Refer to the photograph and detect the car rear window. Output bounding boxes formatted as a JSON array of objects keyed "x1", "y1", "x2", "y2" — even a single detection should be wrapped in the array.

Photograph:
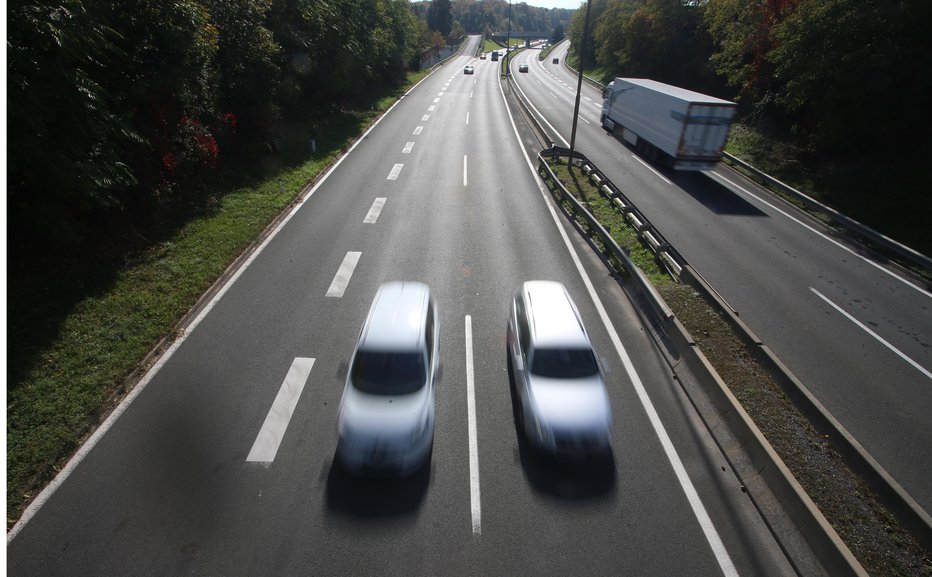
[
  {"x1": 530, "y1": 348, "x2": 599, "y2": 379},
  {"x1": 351, "y1": 351, "x2": 427, "y2": 395}
]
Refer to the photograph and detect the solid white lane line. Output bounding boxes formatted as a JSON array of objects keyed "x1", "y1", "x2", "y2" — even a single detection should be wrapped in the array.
[
  {"x1": 709, "y1": 172, "x2": 931, "y2": 299},
  {"x1": 463, "y1": 155, "x2": 468, "y2": 187},
  {"x1": 387, "y1": 163, "x2": 404, "y2": 180},
  {"x1": 465, "y1": 315, "x2": 482, "y2": 536},
  {"x1": 364, "y1": 198, "x2": 387, "y2": 224},
  {"x1": 403, "y1": 142, "x2": 415, "y2": 154},
  {"x1": 325, "y1": 252, "x2": 361, "y2": 298},
  {"x1": 631, "y1": 155, "x2": 673, "y2": 185},
  {"x1": 247, "y1": 358, "x2": 316, "y2": 463},
  {"x1": 811, "y1": 288, "x2": 932, "y2": 379},
  {"x1": 413, "y1": 126, "x2": 423, "y2": 135},
  {"x1": 499, "y1": 77, "x2": 739, "y2": 577},
  {"x1": 511, "y1": 79, "x2": 569, "y2": 147}
]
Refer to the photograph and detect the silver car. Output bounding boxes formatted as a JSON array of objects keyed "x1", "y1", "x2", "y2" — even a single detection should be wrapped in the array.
[
  {"x1": 507, "y1": 281, "x2": 613, "y2": 457},
  {"x1": 337, "y1": 282, "x2": 438, "y2": 476}
]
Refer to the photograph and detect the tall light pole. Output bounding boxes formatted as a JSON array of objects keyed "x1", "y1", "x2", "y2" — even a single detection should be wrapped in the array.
[
  {"x1": 569, "y1": 0, "x2": 591, "y2": 167},
  {"x1": 506, "y1": 0, "x2": 513, "y2": 75}
]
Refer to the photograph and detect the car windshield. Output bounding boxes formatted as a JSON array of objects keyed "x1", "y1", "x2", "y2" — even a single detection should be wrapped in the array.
[
  {"x1": 530, "y1": 347, "x2": 599, "y2": 379},
  {"x1": 351, "y1": 350, "x2": 427, "y2": 395}
]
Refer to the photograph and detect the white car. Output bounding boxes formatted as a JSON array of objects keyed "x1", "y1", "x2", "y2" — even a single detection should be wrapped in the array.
[
  {"x1": 464, "y1": 65, "x2": 474, "y2": 75},
  {"x1": 337, "y1": 282, "x2": 438, "y2": 476},
  {"x1": 507, "y1": 281, "x2": 613, "y2": 457}
]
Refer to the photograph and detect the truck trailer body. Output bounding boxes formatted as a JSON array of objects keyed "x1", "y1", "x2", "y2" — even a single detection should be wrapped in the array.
[{"x1": 601, "y1": 78, "x2": 736, "y2": 171}]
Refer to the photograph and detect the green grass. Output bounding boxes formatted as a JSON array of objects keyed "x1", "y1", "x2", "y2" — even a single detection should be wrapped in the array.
[
  {"x1": 545, "y1": 158, "x2": 671, "y2": 286},
  {"x1": 6, "y1": 69, "x2": 431, "y2": 528}
]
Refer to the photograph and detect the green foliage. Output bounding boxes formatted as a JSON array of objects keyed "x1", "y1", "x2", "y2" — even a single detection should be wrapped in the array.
[
  {"x1": 7, "y1": 0, "x2": 140, "y2": 240},
  {"x1": 8, "y1": 0, "x2": 424, "y2": 245},
  {"x1": 427, "y1": 0, "x2": 453, "y2": 36},
  {"x1": 413, "y1": 0, "x2": 574, "y2": 38}
]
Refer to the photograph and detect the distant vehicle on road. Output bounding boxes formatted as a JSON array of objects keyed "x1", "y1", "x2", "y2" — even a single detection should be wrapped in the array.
[
  {"x1": 491, "y1": 51, "x2": 500, "y2": 61},
  {"x1": 518, "y1": 64, "x2": 529, "y2": 73},
  {"x1": 336, "y1": 282, "x2": 438, "y2": 476},
  {"x1": 479, "y1": 53, "x2": 487, "y2": 60},
  {"x1": 464, "y1": 65, "x2": 474, "y2": 75},
  {"x1": 552, "y1": 57, "x2": 559, "y2": 64},
  {"x1": 601, "y1": 78, "x2": 736, "y2": 171},
  {"x1": 507, "y1": 281, "x2": 613, "y2": 458}
]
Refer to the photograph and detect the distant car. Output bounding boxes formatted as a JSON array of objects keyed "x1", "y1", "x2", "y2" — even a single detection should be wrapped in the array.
[
  {"x1": 507, "y1": 281, "x2": 613, "y2": 458},
  {"x1": 336, "y1": 282, "x2": 439, "y2": 476},
  {"x1": 552, "y1": 57, "x2": 559, "y2": 64},
  {"x1": 479, "y1": 53, "x2": 487, "y2": 60},
  {"x1": 464, "y1": 65, "x2": 474, "y2": 75},
  {"x1": 518, "y1": 64, "x2": 529, "y2": 73}
]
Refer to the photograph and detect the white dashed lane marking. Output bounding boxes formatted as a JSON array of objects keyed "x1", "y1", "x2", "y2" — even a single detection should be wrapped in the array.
[
  {"x1": 246, "y1": 357, "x2": 316, "y2": 463},
  {"x1": 325, "y1": 252, "x2": 361, "y2": 298},
  {"x1": 364, "y1": 198, "x2": 387, "y2": 224}
]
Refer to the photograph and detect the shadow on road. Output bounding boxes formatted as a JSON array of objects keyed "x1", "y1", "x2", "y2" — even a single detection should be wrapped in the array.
[
  {"x1": 507, "y1": 351, "x2": 617, "y2": 501},
  {"x1": 670, "y1": 169, "x2": 768, "y2": 217},
  {"x1": 324, "y1": 454, "x2": 430, "y2": 518}
]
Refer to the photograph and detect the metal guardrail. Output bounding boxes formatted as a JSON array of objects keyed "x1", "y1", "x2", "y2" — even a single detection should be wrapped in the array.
[
  {"x1": 540, "y1": 147, "x2": 684, "y2": 280},
  {"x1": 536, "y1": 149, "x2": 674, "y2": 324},
  {"x1": 536, "y1": 145, "x2": 870, "y2": 576},
  {"x1": 721, "y1": 153, "x2": 932, "y2": 273},
  {"x1": 516, "y1": 52, "x2": 929, "y2": 569},
  {"x1": 560, "y1": 57, "x2": 930, "y2": 274}
]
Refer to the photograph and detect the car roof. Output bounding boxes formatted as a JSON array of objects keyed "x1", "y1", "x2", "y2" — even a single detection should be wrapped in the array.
[
  {"x1": 359, "y1": 282, "x2": 430, "y2": 351},
  {"x1": 521, "y1": 281, "x2": 590, "y2": 348}
]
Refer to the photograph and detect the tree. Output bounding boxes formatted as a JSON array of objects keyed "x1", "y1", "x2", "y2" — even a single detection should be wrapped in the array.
[
  {"x1": 427, "y1": 0, "x2": 453, "y2": 37},
  {"x1": 205, "y1": 0, "x2": 281, "y2": 151},
  {"x1": 7, "y1": 0, "x2": 139, "y2": 240},
  {"x1": 551, "y1": 23, "x2": 565, "y2": 44}
]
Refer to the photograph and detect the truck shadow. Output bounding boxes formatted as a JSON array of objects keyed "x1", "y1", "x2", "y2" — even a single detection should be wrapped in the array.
[
  {"x1": 507, "y1": 352, "x2": 617, "y2": 501},
  {"x1": 611, "y1": 135, "x2": 767, "y2": 217},
  {"x1": 669, "y1": 169, "x2": 768, "y2": 217}
]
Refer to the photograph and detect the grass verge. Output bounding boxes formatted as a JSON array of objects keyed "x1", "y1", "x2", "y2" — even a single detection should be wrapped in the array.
[
  {"x1": 6, "y1": 68, "x2": 429, "y2": 529},
  {"x1": 543, "y1": 157, "x2": 931, "y2": 576}
]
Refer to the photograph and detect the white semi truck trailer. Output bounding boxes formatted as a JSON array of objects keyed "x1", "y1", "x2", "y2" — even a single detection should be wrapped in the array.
[{"x1": 601, "y1": 78, "x2": 737, "y2": 171}]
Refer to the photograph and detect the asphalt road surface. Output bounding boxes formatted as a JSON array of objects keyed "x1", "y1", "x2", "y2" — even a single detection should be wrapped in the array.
[
  {"x1": 511, "y1": 42, "x2": 932, "y2": 516},
  {"x1": 9, "y1": 37, "x2": 798, "y2": 576}
]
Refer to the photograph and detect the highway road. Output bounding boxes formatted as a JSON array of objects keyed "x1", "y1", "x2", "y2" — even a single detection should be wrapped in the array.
[
  {"x1": 8, "y1": 36, "x2": 798, "y2": 576},
  {"x1": 511, "y1": 43, "x2": 932, "y2": 515}
]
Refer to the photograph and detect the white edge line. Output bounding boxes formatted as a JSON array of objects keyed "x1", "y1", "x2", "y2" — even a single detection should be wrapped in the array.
[
  {"x1": 510, "y1": 78, "x2": 570, "y2": 147},
  {"x1": 246, "y1": 357, "x2": 316, "y2": 463},
  {"x1": 632, "y1": 155, "x2": 673, "y2": 185},
  {"x1": 6, "y1": 68, "x2": 439, "y2": 543},
  {"x1": 811, "y1": 288, "x2": 932, "y2": 379},
  {"x1": 709, "y1": 171, "x2": 931, "y2": 299},
  {"x1": 465, "y1": 315, "x2": 481, "y2": 536},
  {"x1": 499, "y1": 75, "x2": 739, "y2": 577}
]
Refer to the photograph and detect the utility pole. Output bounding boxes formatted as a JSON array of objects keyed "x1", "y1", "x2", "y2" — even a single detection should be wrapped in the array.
[
  {"x1": 506, "y1": 0, "x2": 513, "y2": 75},
  {"x1": 569, "y1": 0, "x2": 591, "y2": 167}
]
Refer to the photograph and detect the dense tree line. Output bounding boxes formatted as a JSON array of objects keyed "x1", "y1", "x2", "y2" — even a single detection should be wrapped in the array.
[
  {"x1": 8, "y1": 0, "x2": 425, "y2": 243},
  {"x1": 412, "y1": 0, "x2": 574, "y2": 39},
  {"x1": 568, "y1": 0, "x2": 932, "y2": 163}
]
